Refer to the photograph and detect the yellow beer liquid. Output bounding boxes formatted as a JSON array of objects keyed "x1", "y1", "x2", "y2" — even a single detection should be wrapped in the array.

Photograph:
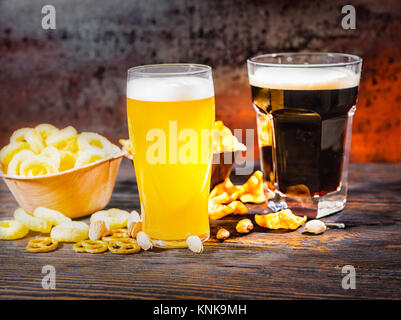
[{"x1": 127, "y1": 96, "x2": 215, "y2": 242}]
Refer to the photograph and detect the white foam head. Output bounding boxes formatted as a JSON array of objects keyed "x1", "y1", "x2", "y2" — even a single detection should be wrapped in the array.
[
  {"x1": 127, "y1": 76, "x2": 214, "y2": 101},
  {"x1": 249, "y1": 67, "x2": 360, "y2": 90}
]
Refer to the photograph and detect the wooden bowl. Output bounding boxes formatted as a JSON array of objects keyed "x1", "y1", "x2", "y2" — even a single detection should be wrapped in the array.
[{"x1": 0, "y1": 153, "x2": 123, "y2": 219}]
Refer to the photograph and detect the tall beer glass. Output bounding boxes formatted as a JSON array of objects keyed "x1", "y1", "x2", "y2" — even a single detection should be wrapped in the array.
[
  {"x1": 247, "y1": 53, "x2": 362, "y2": 218},
  {"x1": 127, "y1": 64, "x2": 215, "y2": 247}
]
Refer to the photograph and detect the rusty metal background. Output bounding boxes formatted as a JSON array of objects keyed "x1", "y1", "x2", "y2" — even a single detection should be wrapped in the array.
[{"x1": 0, "y1": 0, "x2": 400, "y2": 162}]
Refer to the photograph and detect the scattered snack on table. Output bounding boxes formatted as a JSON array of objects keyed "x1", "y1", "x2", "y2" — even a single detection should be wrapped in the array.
[
  {"x1": 33, "y1": 207, "x2": 71, "y2": 226},
  {"x1": 136, "y1": 231, "x2": 153, "y2": 251},
  {"x1": 90, "y1": 208, "x2": 129, "y2": 230},
  {"x1": 208, "y1": 170, "x2": 267, "y2": 219},
  {"x1": 216, "y1": 228, "x2": 230, "y2": 240},
  {"x1": 127, "y1": 210, "x2": 142, "y2": 238},
  {"x1": 26, "y1": 237, "x2": 58, "y2": 253},
  {"x1": 0, "y1": 124, "x2": 121, "y2": 176},
  {"x1": 255, "y1": 209, "x2": 307, "y2": 230},
  {"x1": 14, "y1": 208, "x2": 52, "y2": 233},
  {"x1": 102, "y1": 228, "x2": 129, "y2": 242},
  {"x1": 89, "y1": 220, "x2": 110, "y2": 241},
  {"x1": 237, "y1": 171, "x2": 266, "y2": 204},
  {"x1": 304, "y1": 220, "x2": 327, "y2": 234},
  {"x1": 50, "y1": 221, "x2": 89, "y2": 242},
  {"x1": 209, "y1": 199, "x2": 247, "y2": 220},
  {"x1": 0, "y1": 219, "x2": 29, "y2": 240},
  {"x1": 108, "y1": 238, "x2": 141, "y2": 254},
  {"x1": 236, "y1": 219, "x2": 254, "y2": 234},
  {"x1": 186, "y1": 235, "x2": 203, "y2": 253},
  {"x1": 73, "y1": 240, "x2": 108, "y2": 254}
]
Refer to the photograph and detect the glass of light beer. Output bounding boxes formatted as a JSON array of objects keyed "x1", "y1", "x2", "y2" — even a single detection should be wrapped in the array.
[
  {"x1": 247, "y1": 53, "x2": 362, "y2": 218},
  {"x1": 127, "y1": 64, "x2": 215, "y2": 247}
]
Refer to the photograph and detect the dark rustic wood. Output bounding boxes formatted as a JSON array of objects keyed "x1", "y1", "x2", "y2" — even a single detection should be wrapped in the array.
[{"x1": 0, "y1": 160, "x2": 400, "y2": 299}]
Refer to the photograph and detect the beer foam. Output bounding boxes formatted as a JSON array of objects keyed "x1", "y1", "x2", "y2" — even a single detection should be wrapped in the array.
[
  {"x1": 127, "y1": 76, "x2": 214, "y2": 101},
  {"x1": 249, "y1": 67, "x2": 360, "y2": 90}
]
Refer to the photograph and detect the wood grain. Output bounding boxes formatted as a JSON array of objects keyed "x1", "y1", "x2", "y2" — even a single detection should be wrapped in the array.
[{"x1": 0, "y1": 160, "x2": 400, "y2": 299}]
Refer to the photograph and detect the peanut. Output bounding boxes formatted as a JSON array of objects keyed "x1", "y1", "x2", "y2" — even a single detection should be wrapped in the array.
[
  {"x1": 216, "y1": 228, "x2": 230, "y2": 240},
  {"x1": 236, "y1": 219, "x2": 253, "y2": 234}
]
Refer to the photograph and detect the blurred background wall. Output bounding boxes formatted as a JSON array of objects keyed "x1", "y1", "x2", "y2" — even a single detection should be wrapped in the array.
[{"x1": 0, "y1": 0, "x2": 400, "y2": 162}]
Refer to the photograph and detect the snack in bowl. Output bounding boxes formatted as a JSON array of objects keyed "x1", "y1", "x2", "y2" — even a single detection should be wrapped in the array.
[{"x1": 0, "y1": 124, "x2": 123, "y2": 218}]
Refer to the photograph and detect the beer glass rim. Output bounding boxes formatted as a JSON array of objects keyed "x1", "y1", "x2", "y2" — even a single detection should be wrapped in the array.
[
  {"x1": 127, "y1": 63, "x2": 212, "y2": 77},
  {"x1": 247, "y1": 52, "x2": 362, "y2": 68}
]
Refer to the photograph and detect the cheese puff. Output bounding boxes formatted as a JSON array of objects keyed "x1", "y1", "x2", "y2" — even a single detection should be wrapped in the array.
[
  {"x1": 0, "y1": 219, "x2": 30, "y2": 240},
  {"x1": 14, "y1": 208, "x2": 52, "y2": 233},
  {"x1": 0, "y1": 142, "x2": 30, "y2": 173}
]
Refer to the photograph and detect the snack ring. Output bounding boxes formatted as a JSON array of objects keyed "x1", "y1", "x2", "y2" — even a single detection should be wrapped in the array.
[
  {"x1": 14, "y1": 208, "x2": 52, "y2": 233},
  {"x1": 33, "y1": 207, "x2": 71, "y2": 226},
  {"x1": 78, "y1": 132, "x2": 114, "y2": 154},
  {"x1": 0, "y1": 142, "x2": 30, "y2": 173},
  {"x1": 40, "y1": 146, "x2": 61, "y2": 170},
  {"x1": 72, "y1": 241, "x2": 86, "y2": 253},
  {"x1": 108, "y1": 238, "x2": 141, "y2": 254},
  {"x1": 10, "y1": 128, "x2": 44, "y2": 153},
  {"x1": 0, "y1": 219, "x2": 29, "y2": 240},
  {"x1": 19, "y1": 155, "x2": 57, "y2": 177},
  {"x1": 26, "y1": 237, "x2": 59, "y2": 253},
  {"x1": 91, "y1": 209, "x2": 129, "y2": 230},
  {"x1": 59, "y1": 150, "x2": 76, "y2": 171},
  {"x1": 46, "y1": 126, "x2": 78, "y2": 152},
  {"x1": 82, "y1": 240, "x2": 108, "y2": 253},
  {"x1": 74, "y1": 148, "x2": 105, "y2": 168},
  {"x1": 35, "y1": 124, "x2": 58, "y2": 140},
  {"x1": 5, "y1": 149, "x2": 35, "y2": 176},
  {"x1": 50, "y1": 221, "x2": 89, "y2": 242}
]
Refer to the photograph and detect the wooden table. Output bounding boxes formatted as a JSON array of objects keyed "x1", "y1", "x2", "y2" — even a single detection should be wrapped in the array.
[{"x1": 1, "y1": 160, "x2": 400, "y2": 299}]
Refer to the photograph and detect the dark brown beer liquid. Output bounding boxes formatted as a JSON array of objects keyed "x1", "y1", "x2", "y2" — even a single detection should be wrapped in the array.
[{"x1": 252, "y1": 85, "x2": 358, "y2": 197}]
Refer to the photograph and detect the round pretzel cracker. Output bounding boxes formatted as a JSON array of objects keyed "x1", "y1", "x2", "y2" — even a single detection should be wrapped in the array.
[
  {"x1": 50, "y1": 221, "x2": 89, "y2": 242},
  {"x1": 33, "y1": 207, "x2": 71, "y2": 226},
  {"x1": 82, "y1": 240, "x2": 108, "y2": 253},
  {"x1": 108, "y1": 238, "x2": 141, "y2": 254},
  {"x1": 26, "y1": 237, "x2": 58, "y2": 253},
  {"x1": 72, "y1": 241, "x2": 86, "y2": 253},
  {"x1": 0, "y1": 219, "x2": 29, "y2": 240},
  {"x1": 102, "y1": 228, "x2": 129, "y2": 242},
  {"x1": 14, "y1": 208, "x2": 52, "y2": 233}
]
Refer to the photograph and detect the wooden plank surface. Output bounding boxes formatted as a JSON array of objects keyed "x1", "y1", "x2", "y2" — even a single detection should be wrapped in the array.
[{"x1": 0, "y1": 160, "x2": 400, "y2": 299}]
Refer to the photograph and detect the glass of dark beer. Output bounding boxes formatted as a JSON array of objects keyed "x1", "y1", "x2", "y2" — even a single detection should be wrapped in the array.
[{"x1": 247, "y1": 53, "x2": 362, "y2": 218}]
